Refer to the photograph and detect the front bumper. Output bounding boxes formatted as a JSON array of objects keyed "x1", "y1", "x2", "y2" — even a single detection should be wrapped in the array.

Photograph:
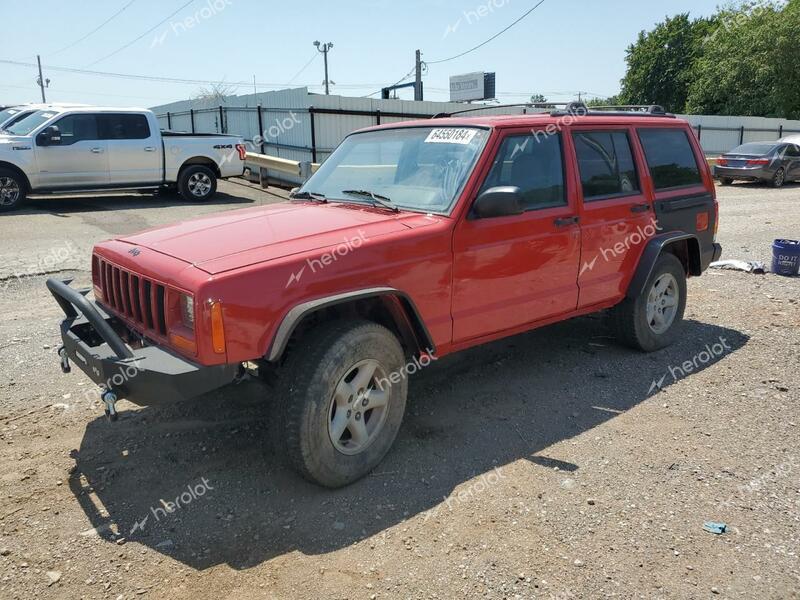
[
  {"x1": 47, "y1": 278, "x2": 238, "y2": 407},
  {"x1": 714, "y1": 166, "x2": 772, "y2": 181}
]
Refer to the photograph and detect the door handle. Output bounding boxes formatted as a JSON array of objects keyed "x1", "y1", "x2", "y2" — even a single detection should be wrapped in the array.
[
  {"x1": 554, "y1": 216, "x2": 579, "y2": 227},
  {"x1": 90, "y1": 147, "x2": 103, "y2": 154},
  {"x1": 630, "y1": 203, "x2": 650, "y2": 213},
  {"x1": 144, "y1": 146, "x2": 156, "y2": 152}
]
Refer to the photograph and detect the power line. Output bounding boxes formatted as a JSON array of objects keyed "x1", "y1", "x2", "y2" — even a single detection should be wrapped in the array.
[
  {"x1": 48, "y1": 0, "x2": 138, "y2": 56},
  {"x1": 363, "y1": 65, "x2": 417, "y2": 98},
  {"x1": 287, "y1": 53, "x2": 319, "y2": 85},
  {"x1": 425, "y1": 0, "x2": 548, "y2": 65},
  {"x1": 88, "y1": 0, "x2": 197, "y2": 66}
]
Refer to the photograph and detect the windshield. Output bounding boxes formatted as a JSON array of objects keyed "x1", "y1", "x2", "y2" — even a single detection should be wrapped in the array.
[
  {"x1": 730, "y1": 143, "x2": 777, "y2": 155},
  {"x1": 299, "y1": 126, "x2": 489, "y2": 214},
  {"x1": 4, "y1": 110, "x2": 59, "y2": 136},
  {"x1": 0, "y1": 107, "x2": 24, "y2": 127}
]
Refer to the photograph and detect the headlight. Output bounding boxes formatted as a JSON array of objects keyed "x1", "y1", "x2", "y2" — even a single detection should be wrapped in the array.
[{"x1": 180, "y1": 294, "x2": 195, "y2": 329}]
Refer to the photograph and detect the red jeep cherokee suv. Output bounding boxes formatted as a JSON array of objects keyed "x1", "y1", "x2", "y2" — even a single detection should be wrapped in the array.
[{"x1": 49, "y1": 103, "x2": 722, "y2": 488}]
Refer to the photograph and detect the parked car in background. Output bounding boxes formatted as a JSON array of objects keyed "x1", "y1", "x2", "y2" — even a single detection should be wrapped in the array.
[
  {"x1": 714, "y1": 142, "x2": 800, "y2": 187},
  {"x1": 779, "y1": 134, "x2": 800, "y2": 146},
  {"x1": 0, "y1": 103, "x2": 89, "y2": 131},
  {"x1": 0, "y1": 106, "x2": 246, "y2": 212},
  {"x1": 48, "y1": 103, "x2": 722, "y2": 488}
]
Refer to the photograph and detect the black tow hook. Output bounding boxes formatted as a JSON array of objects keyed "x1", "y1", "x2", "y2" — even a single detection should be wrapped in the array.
[
  {"x1": 102, "y1": 390, "x2": 119, "y2": 422},
  {"x1": 58, "y1": 347, "x2": 71, "y2": 373}
]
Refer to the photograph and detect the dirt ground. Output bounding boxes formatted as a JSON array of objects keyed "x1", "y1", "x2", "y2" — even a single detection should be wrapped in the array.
[{"x1": 0, "y1": 180, "x2": 798, "y2": 599}]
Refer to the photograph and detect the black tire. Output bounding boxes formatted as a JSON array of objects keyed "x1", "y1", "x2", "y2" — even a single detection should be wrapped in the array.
[
  {"x1": 611, "y1": 253, "x2": 687, "y2": 352},
  {"x1": 0, "y1": 168, "x2": 27, "y2": 213},
  {"x1": 177, "y1": 165, "x2": 217, "y2": 202},
  {"x1": 719, "y1": 177, "x2": 733, "y2": 186},
  {"x1": 771, "y1": 168, "x2": 786, "y2": 188},
  {"x1": 279, "y1": 319, "x2": 408, "y2": 488}
]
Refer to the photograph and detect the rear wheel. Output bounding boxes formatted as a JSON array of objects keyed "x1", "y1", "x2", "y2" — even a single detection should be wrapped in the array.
[
  {"x1": 279, "y1": 319, "x2": 408, "y2": 488},
  {"x1": 612, "y1": 253, "x2": 687, "y2": 352},
  {"x1": 177, "y1": 165, "x2": 217, "y2": 201},
  {"x1": 719, "y1": 177, "x2": 733, "y2": 186},
  {"x1": 771, "y1": 168, "x2": 786, "y2": 188},
  {"x1": 0, "y1": 168, "x2": 27, "y2": 212}
]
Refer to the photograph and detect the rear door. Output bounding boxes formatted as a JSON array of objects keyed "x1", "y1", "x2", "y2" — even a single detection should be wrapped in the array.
[
  {"x1": 784, "y1": 143, "x2": 800, "y2": 180},
  {"x1": 636, "y1": 126, "x2": 717, "y2": 268},
  {"x1": 100, "y1": 113, "x2": 162, "y2": 186},
  {"x1": 34, "y1": 112, "x2": 109, "y2": 189},
  {"x1": 570, "y1": 126, "x2": 656, "y2": 308},
  {"x1": 451, "y1": 128, "x2": 581, "y2": 342}
]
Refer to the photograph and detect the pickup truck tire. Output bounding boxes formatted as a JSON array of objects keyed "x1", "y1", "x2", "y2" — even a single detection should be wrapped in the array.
[
  {"x1": 0, "y1": 168, "x2": 27, "y2": 213},
  {"x1": 279, "y1": 319, "x2": 408, "y2": 488},
  {"x1": 177, "y1": 165, "x2": 217, "y2": 202},
  {"x1": 612, "y1": 253, "x2": 687, "y2": 352}
]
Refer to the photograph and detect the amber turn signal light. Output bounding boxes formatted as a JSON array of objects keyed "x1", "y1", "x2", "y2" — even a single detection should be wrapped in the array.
[{"x1": 210, "y1": 301, "x2": 226, "y2": 354}]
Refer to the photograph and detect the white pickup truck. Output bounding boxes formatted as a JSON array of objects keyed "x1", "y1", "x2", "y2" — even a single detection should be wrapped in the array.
[{"x1": 0, "y1": 106, "x2": 245, "y2": 212}]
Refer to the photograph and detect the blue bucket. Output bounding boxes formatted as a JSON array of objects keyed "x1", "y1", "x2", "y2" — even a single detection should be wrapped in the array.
[{"x1": 772, "y1": 239, "x2": 800, "y2": 276}]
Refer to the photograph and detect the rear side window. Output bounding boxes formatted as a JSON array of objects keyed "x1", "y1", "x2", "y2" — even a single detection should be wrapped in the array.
[
  {"x1": 98, "y1": 114, "x2": 151, "y2": 140},
  {"x1": 573, "y1": 131, "x2": 640, "y2": 201},
  {"x1": 785, "y1": 144, "x2": 800, "y2": 157},
  {"x1": 480, "y1": 132, "x2": 566, "y2": 211},
  {"x1": 638, "y1": 128, "x2": 702, "y2": 190}
]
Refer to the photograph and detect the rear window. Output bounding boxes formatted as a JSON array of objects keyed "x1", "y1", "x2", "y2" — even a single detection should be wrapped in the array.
[
  {"x1": 98, "y1": 114, "x2": 151, "y2": 140},
  {"x1": 638, "y1": 129, "x2": 702, "y2": 190},
  {"x1": 573, "y1": 131, "x2": 640, "y2": 201},
  {"x1": 730, "y1": 142, "x2": 777, "y2": 155}
]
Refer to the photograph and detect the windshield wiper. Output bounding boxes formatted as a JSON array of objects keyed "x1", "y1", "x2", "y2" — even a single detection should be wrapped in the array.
[
  {"x1": 341, "y1": 189, "x2": 399, "y2": 212},
  {"x1": 290, "y1": 190, "x2": 327, "y2": 203}
]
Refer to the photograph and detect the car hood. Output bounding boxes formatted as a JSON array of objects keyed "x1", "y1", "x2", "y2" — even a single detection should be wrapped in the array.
[
  {"x1": 117, "y1": 202, "x2": 437, "y2": 274},
  {"x1": 0, "y1": 135, "x2": 31, "y2": 146}
]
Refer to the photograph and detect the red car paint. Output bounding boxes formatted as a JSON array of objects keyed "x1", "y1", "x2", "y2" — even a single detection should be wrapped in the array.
[{"x1": 91, "y1": 113, "x2": 718, "y2": 367}]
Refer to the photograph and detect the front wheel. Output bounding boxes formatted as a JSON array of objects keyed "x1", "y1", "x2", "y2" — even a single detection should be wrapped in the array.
[
  {"x1": 0, "y1": 168, "x2": 27, "y2": 213},
  {"x1": 612, "y1": 253, "x2": 687, "y2": 352},
  {"x1": 771, "y1": 168, "x2": 786, "y2": 188},
  {"x1": 719, "y1": 177, "x2": 733, "y2": 186},
  {"x1": 177, "y1": 165, "x2": 217, "y2": 201},
  {"x1": 279, "y1": 319, "x2": 408, "y2": 488}
]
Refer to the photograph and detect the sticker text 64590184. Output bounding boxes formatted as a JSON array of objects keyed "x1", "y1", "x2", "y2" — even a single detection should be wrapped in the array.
[{"x1": 424, "y1": 128, "x2": 478, "y2": 145}]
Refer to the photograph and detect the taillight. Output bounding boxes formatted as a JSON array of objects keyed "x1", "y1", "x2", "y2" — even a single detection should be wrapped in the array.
[
  {"x1": 716, "y1": 157, "x2": 728, "y2": 166},
  {"x1": 696, "y1": 212, "x2": 709, "y2": 232},
  {"x1": 746, "y1": 158, "x2": 769, "y2": 165},
  {"x1": 236, "y1": 144, "x2": 246, "y2": 160}
]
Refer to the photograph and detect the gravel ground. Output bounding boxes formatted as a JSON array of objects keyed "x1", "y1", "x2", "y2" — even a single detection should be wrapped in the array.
[{"x1": 0, "y1": 180, "x2": 798, "y2": 599}]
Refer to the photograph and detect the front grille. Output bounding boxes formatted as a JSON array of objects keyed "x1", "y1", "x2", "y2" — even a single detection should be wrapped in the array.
[{"x1": 97, "y1": 258, "x2": 167, "y2": 336}]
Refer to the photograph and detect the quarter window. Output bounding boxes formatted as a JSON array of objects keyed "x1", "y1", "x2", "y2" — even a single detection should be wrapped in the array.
[
  {"x1": 98, "y1": 114, "x2": 151, "y2": 140},
  {"x1": 638, "y1": 128, "x2": 702, "y2": 190},
  {"x1": 50, "y1": 114, "x2": 99, "y2": 145},
  {"x1": 480, "y1": 132, "x2": 566, "y2": 211},
  {"x1": 785, "y1": 144, "x2": 800, "y2": 157},
  {"x1": 573, "y1": 131, "x2": 640, "y2": 201}
]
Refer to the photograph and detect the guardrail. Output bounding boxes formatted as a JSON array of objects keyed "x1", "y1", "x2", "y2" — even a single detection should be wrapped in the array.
[{"x1": 244, "y1": 152, "x2": 320, "y2": 187}]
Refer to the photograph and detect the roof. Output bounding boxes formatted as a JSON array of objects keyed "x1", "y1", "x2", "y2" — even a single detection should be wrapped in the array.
[
  {"x1": 33, "y1": 105, "x2": 151, "y2": 114},
  {"x1": 359, "y1": 112, "x2": 688, "y2": 134}
]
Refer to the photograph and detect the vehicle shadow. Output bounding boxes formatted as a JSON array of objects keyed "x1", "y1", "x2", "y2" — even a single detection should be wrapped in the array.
[
  {"x1": 68, "y1": 315, "x2": 748, "y2": 570},
  {"x1": 9, "y1": 188, "x2": 257, "y2": 216}
]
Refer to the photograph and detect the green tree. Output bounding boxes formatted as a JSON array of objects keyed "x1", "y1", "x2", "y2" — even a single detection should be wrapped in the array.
[
  {"x1": 687, "y1": 0, "x2": 800, "y2": 119},
  {"x1": 619, "y1": 14, "x2": 712, "y2": 113}
]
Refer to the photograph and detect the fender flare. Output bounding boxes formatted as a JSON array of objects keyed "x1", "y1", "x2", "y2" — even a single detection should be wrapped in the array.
[
  {"x1": 265, "y1": 287, "x2": 435, "y2": 362},
  {"x1": 626, "y1": 232, "x2": 700, "y2": 299}
]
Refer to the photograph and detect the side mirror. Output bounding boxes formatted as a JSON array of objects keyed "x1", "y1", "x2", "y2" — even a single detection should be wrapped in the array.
[
  {"x1": 37, "y1": 125, "x2": 61, "y2": 146},
  {"x1": 471, "y1": 186, "x2": 524, "y2": 219}
]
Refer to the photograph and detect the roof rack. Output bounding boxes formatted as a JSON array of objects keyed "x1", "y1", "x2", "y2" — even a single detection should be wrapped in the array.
[{"x1": 433, "y1": 101, "x2": 675, "y2": 119}]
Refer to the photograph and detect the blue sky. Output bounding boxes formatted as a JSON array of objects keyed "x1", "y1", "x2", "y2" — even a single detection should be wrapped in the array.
[{"x1": 1, "y1": 0, "x2": 722, "y2": 108}]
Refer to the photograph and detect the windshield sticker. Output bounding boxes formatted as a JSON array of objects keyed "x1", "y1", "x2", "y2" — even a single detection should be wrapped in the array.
[{"x1": 424, "y1": 128, "x2": 478, "y2": 145}]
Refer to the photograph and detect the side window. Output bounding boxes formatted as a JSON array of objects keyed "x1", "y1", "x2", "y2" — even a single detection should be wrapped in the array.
[
  {"x1": 50, "y1": 114, "x2": 98, "y2": 146},
  {"x1": 573, "y1": 131, "x2": 640, "y2": 201},
  {"x1": 480, "y1": 132, "x2": 566, "y2": 211},
  {"x1": 786, "y1": 144, "x2": 800, "y2": 157},
  {"x1": 98, "y1": 114, "x2": 151, "y2": 140},
  {"x1": 638, "y1": 128, "x2": 702, "y2": 190}
]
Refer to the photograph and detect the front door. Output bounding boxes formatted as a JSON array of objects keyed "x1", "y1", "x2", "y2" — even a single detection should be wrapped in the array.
[
  {"x1": 452, "y1": 129, "x2": 581, "y2": 342},
  {"x1": 34, "y1": 113, "x2": 109, "y2": 189}
]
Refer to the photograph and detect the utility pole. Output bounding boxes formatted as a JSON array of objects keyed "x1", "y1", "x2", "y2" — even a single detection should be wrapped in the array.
[
  {"x1": 314, "y1": 41, "x2": 334, "y2": 95},
  {"x1": 414, "y1": 49, "x2": 423, "y2": 101},
  {"x1": 36, "y1": 55, "x2": 49, "y2": 103}
]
